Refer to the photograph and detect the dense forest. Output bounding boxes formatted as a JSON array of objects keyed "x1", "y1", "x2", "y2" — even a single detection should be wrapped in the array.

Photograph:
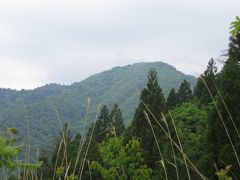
[
  {"x1": 0, "y1": 61, "x2": 196, "y2": 156},
  {"x1": 1, "y1": 16, "x2": 240, "y2": 179}
]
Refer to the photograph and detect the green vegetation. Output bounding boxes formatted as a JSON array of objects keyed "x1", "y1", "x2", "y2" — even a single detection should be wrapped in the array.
[
  {"x1": 0, "y1": 128, "x2": 42, "y2": 179},
  {"x1": 0, "y1": 61, "x2": 196, "y2": 155},
  {"x1": 91, "y1": 137, "x2": 152, "y2": 179},
  {"x1": 1, "y1": 16, "x2": 240, "y2": 179},
  {"x1": 125, "y1": 69, "x2": 166, "y2": 169}
]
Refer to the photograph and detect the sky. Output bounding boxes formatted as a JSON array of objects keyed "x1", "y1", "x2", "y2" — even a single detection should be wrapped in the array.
[{"x1": 0, "y1": 0, "x2": 240, "y2": 90}]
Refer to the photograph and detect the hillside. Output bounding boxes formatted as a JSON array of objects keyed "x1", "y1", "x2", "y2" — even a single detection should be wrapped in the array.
[{"x1": 0, "y1": 61, "x2": 196, "y2": 152}]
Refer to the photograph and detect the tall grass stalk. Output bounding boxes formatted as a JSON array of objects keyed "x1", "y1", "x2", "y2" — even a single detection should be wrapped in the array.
[
  {"x1": 168, "y1": 111, "x2": 191, "y2": 180},
  {"x1": 52, "y1": 139, "x2": 63, "y2": 179},
  {"x1": 2, "y1": 167, "x2": 6, "y2": 180},
  {"x1": 64, "y1": 161, "x2": 71, "y2": 179},
  {"x1": 112, "y1": 127, "x2": 126, "y2": 177},
  {"x1": 144, "y1": 111, "x2": 168, "y2": 180},
  {"x1": 168, "y1": 112, "x2": 208, "y2": 180},
  {"x1": 51, "y1": 103, "x2": 70, "y2": 170},
  {"x1": 219, "y1": 159, "x2": 238, "y2": 179},
  {"x1": 88, "y1": 160, "x2": 92, "y2": 180},
  {"x1": 199, "y1": 76, "x2": 240, "y2": 167},
  {"x1": 73, "y1": 97, "x2": 91, "y2": 175},
  {"x1": 78, "y1": 104, "x2": 101, "y2": 179},
  {"x1": 22, "y1": 97, "x2": 31, "y2": 180},
  {"x1": 140, "y1": 99, "x2": 208, "y2": 180},
  {"x1": 63, "y1": 120, "x2": 70, "y2": 171},
  {"x1": 35, "y1": 149, "x2": 39, "y2": 180},
  {"x1": 17, "y1": 159, "x2": 21, "y2": 180},
  {"x1": 162, "y1": 113, "x2": 179, "y2": 180}
]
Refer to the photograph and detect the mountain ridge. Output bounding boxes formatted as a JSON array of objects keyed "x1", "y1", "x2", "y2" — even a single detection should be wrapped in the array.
[
  {"x1": 0, "y1": 61, "x2": 196, "y2": 153},
  {"x1": 0, "y1": 61, "x2": 195, "y2": 92}
]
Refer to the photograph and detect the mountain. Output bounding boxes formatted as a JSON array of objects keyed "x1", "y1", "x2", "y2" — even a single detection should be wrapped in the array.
[{"x1": 0, "y1": 61, "x2": 196, "y2": 153}]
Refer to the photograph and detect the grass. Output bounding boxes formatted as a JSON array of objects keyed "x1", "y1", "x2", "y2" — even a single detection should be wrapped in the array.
[
  {"x1": 144, "y1": 111, "x2": 168, "y2": 180},
  {"x1": 141, "y1": 99, "x2": 207, "y2": 180}
]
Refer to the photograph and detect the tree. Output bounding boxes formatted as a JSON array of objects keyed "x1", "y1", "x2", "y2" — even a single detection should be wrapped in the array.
[
  {"x1": 168, "y1": 101, "x2": 208, "y2": 179},
  {"x1": 166, "y1": 88, "x2": 178, "y2": 110},
  {"x1": 110, "y1": 104, "x2": 125, "y2": 136},
  {"x1": 207, "y1": 16, "x2": 240, "y2": 178},
  {"x1": 0, "y1": 129, "x2": 21, "y2": 171},
  {"x1": 194, "y1": 58, "x2": 218, "y2": 105},
  {"x1": 126, "y1": 69, "x2": 165, "y2": 168},
  {"x1": 177, "y1": 80, "x2": 192, "y2": 104},
  {"x1": 0, "y1": 128, "x2": 42, "y2": 179},
  {"x1": 93, "y1": 105, "x2": 112, "y2": 143},
  {"x1": 91, "y1": 137, "x2": 152, "y2": 179},
  {"x1": 79, "y1": 106, "x2": 113, "y2": 179}
]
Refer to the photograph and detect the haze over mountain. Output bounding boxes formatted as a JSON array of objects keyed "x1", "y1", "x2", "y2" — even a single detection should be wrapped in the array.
[
  {"x1": 0, "y1": 61, "x2": 196, "y2": 152},
  {"x1": 1, "y1": 0, "x2": 239, "y2": 91}
]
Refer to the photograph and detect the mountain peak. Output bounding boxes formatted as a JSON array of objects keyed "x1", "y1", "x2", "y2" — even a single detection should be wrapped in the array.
[{"x1": 0, "y1": 61, "x2": 196, "y2": 153}]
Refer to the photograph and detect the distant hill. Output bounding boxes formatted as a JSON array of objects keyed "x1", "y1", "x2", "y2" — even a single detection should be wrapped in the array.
[{"x1": 0, "y1": 61, "x2": 196, "y2": 153}]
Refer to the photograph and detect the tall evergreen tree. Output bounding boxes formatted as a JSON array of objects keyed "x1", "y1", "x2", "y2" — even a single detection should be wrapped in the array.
[
  {"x1": 194, "y1": 58, "x2": 218, "y2": 105},
  {"x1": 207, "y1": 16, "x2": 240, "y2": 178},
  {"x1": 126, "y1": 69, "x2": 165, "y2": 168},
  {"x1": 93, "y1": 105, "x2": 112, "y2": 143},
  {"x1": 177, "y1": 79, "x2": 192, "y2": 104},
  {"x1": 76, "y1": 105, "x2": 113, "y2": 179},
  {"x1": 83, "y1": 105, "x2": 112, "y2": 175},
  {"x1": 166, "y1": 88, "x2": 178, "y2": 110},
  {"x1": 110, "y1": 104, "x2": 125, "y2": 136}
]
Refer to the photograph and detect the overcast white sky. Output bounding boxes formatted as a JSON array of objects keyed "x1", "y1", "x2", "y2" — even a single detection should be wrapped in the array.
[{"x1": 0, "y1": 0, "x2": 239, "y2": 90}]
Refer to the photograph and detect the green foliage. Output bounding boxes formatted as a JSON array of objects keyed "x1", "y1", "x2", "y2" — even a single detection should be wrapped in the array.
[
  {"x1": 216, "y1": 165, "x2": 232, "y2": 180},
  {"x1": 126, "y1": 69, "x2": 166, "y2": 168},
  {"x1": 41, "y1": 109, "x2": 127, "y2": 179},
  {"x1": 166, "y1": 88, "x2": 178, "y2": 110},
  {"x1": 0, "y1": 62, "x2": 196, "y2": 157},
  {"x1": 91, "y1": 137, "x2": 152, "y2": 179},
  {"x1": 163, "y1": 100, "x2": 208, "y2": 179},
  {"x1": 81, "y1": 104, "x2": 126, "y2": 179},
  {"x1": 67, "y1": 174, "x2": 78, "y2": 180},
  {"x1": 91, "y1": 104, "x2": 125, "y2": 144},
  {"x1": 110, "y1": 104, "x2": 125, "y2": 136},
  {"x1": 0, "y1": 128, "x2": 42, "y2": 179},
  {"x1": 56, "y1": 166, "x2": 65, "y2": 176},
  {"x1": 46, "y1": 123, "x2": 82, "y2": 179},
  {"x1": 0, "y1": 135, "x2": 21, "y2": 170},
  {"x1": 94, "y1": 105, "x2": 111, "y2": 143},
  {"x1": 230, "y1": 16, "x2": 240, "y2": 37},
  {"x1": 194, "y1": 58, "x2": 218, "y2": 105},
  {"x1": 206, "y1": 16, "x2": 240, "y2": 178},
  {"x1": 4, "y1": 17, "x2": 240, "y2": 180},
  {"x1": 228, "y1": 18, "x2": 240, "y2": 62},
  {"x1": 177, "y1": 79, "x2": 192, "y2": 104}
]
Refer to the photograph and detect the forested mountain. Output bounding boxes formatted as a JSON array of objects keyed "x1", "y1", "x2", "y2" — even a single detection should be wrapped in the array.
[
  {"x1": 1, "y1": 15, "x2": 240, "y2": 180},
  {"x1": 0, "y1": 61, "x2": 196, "y2": 152}
]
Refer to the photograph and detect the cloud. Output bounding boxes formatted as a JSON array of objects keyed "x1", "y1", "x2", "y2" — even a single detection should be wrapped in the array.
[
  {"x1": 0, "y1": 58, "x2": 48, "y2": 89},
  {"x1": 0, "y1": 0, "x2": 239, "y2": 89}
]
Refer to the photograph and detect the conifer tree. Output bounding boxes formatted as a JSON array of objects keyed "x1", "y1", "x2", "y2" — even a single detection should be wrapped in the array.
[
  {"x1": 166, "y1": 88, "x2": 178, "y2": 110},
  {"x1": 207, "y1": 16, "x2": 240, "y2": 178},
  {"x1": 194, "y1": 58, "x2": 218, "y2": 105},
  {"x1": 110, "y1": 104, "x2": 125, "y2": 136},
  {"x1": 177, "y1": 79, "x2": 192, "y2": 104},
  {"x1": 83, "y1": 105, "x2": 111, "y2": 171},
  {"x1": 126, "y1": 69, "x2": 165, "y2": 168},
  {"x1": 93, "y1": 105, "x2": 111, "y2": 143}
]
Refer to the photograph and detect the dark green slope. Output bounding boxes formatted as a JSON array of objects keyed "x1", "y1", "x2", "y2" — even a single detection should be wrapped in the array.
[{"x1": 0, "y1": 61, "x2": 196, "y2": 152}]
